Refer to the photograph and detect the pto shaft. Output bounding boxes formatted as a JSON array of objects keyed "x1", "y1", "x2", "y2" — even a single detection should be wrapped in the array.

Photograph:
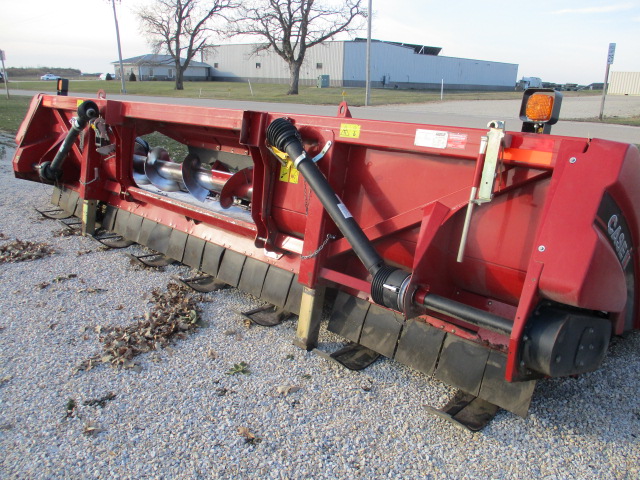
[
  {"x1": 39, "y1": 100, "x2": 99, "y2": 182},
  {"x1": 266, "y1": 118, "x2": 410, "y2": 312},
  {"x1": 266, "y1": 118, "x2": 385, "y2": 276}
]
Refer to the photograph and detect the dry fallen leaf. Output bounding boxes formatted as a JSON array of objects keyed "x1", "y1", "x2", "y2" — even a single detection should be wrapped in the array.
[
  {"x1": 83, "y1": 422, "x2": 104, "y2": 436},
  {"x1": 83, "y1": 392, "x2": 116, "y2": 408},
  {"x1": 276, "y1": 385, "x2": 301, "y2": 395},
  {"x1": 238, "y1": 426, "x2": 262, "y2": 445},
  {"x1": 215, "y1": 387, "x2": 228, "y2": 396}
]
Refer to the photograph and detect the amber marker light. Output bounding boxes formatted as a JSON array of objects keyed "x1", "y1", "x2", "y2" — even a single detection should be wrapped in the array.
[
  {"x1": 525, "y1": 93, "x2": 554, "y2": 122},
  {"x1": 519, "y1": 88, "x2": 563, "y2": 134},
  {"x1": 56, "y1": 78, "x2": 69, "y2": 96}
]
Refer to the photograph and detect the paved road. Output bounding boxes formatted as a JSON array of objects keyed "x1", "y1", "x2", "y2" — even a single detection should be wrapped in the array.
[{"x1": 10, "y1": 89, "x2": 640, "y2": 144}]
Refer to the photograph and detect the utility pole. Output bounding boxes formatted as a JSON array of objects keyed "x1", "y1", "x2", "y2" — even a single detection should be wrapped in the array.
[
  {"x1": 111, "y1": 0, "x2": 127, "y2": 94},
  {"x1": 364, "y1": 0, "x2": 372, "y2": 106},
  {"x1": 0, "y1": 49, "x2": 9, "y2": 99}
]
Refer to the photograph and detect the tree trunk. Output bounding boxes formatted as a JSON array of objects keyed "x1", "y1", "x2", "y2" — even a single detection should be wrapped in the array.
[
  {"x1": 287, "y1": 61, "x2": 302, "y2": 95},
  {"x1": 175, "y1": 65, "x2": 185, "y2": 90}
]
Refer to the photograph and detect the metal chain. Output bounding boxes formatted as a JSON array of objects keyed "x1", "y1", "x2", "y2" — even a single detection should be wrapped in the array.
[
  {"x1": 300, "y1": 234, "x2": 336, "y2": 260},
  {"x1": 303, "y1": 180, "x2": 310, "y2": 215}
]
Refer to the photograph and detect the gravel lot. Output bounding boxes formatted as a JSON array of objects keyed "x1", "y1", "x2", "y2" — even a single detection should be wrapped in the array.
[{"x1": 1, "y1": 130, "x2": 639, "y2": 479}]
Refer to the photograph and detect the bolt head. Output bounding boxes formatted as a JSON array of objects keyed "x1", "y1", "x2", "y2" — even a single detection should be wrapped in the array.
[{"x1": 538, "y1": 245, "x2": 546, "y2": 252}]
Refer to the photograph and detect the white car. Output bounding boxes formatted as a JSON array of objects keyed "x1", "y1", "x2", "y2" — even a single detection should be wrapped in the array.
[{"x1": 41, "y1": 73, "x2": 60, "y2": 81}]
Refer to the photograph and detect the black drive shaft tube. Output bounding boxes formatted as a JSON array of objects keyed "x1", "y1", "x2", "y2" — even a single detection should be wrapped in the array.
[
  {"x1": 39, "y1": 100, "x2": 100, "y2": 182},
  {"x1": 266, "y1": 118, "x2": 414, "y2": 312},
  {"x1": 266, "y1": 118, "x2": 385, "y2": 276}
]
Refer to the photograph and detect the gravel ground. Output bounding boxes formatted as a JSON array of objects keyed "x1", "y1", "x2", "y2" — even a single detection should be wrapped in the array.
[{"x1": 1, "y1": 132, "x2": 639, "y2": 479}]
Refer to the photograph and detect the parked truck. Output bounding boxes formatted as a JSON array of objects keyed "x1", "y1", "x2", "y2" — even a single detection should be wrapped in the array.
[{"x1": 516, "y1": 76, "x2": 542, "y2": 90}]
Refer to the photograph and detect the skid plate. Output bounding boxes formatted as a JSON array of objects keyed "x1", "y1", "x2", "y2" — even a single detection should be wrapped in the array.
[
  {"x1": 425, "y1": 391, "x2": 500, "y2": 432},
  {"x1": 313, "y1": 343, "x2": 380, "y2": 371},
  {"x1": 238, "y1": 304, "x2": 292, "y2": 327},
  {"x1": 328, "y1": 291, "x2": 536, "y2": 417},
  {"x1": 53, "y1": 196, "x2": 302, "y2": 316},
  {"x1": 172, "y1": 274, "x2": 226, "y2": 293}
]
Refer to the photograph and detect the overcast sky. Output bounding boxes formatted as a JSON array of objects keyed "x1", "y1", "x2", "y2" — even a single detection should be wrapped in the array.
[{"x1": 1, "y1": 0, "x2": 639, "y2": 85}]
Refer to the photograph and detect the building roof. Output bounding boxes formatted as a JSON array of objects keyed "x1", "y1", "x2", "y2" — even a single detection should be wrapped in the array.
[
  {"x1": 113, "y1": 54, "x2": 211, "y2": 68},
  {"x1": 353, "y1": 38, "x2": 441, "y2": 56}
]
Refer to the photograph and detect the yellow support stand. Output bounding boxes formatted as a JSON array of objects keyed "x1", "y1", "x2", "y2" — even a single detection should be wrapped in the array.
[
  {"x1": 294, "y1": 286, "x2": 326, "y2": 350},
  {"x1": 81, "y1": 199, "x2": 97, "y2": 236}
]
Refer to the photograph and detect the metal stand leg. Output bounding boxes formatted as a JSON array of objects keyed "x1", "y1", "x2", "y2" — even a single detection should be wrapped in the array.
[
  {"x1": 81, "y1": 200, "x2": 97, "y2": 236},
  {"x1": 294, "y1": 286, "x2": 326, "y2": 350}
]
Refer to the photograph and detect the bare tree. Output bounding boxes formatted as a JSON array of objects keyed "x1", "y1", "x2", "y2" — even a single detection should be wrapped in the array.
[
  {"x1": 136, "y1": 0, "x2": 233, "y2": 90},
  {"x1": 230, "y1": 0, "x2": 365, "y2": 95}
]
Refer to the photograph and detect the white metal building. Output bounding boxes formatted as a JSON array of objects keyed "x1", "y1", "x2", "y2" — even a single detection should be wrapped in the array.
[
  {"x1": 608, "y1": 72, "x2": 640, "y2": 96},
  {"x1": 113, "y1": 55, "x2": 213, "y2": 81},
  {"x1": 205, "y1": 39, "x2": 518, "y2": 91}
]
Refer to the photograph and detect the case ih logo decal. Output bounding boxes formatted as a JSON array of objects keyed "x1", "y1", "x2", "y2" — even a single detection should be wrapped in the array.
[
  {"x1": 598, "y1": 193, "x2": 633, "y2": 270},
  {"x1": 608, "y1": 214, "x2": 632, "y2": 269}
]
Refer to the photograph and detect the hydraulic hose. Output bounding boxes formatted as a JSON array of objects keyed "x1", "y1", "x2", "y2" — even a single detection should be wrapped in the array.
[{"x1": 39, "y1": 100, "x2": 99, "y2": 182}]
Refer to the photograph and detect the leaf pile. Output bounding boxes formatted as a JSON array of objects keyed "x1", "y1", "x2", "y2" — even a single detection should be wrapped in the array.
[
  {"x1": 0, "y1": 239, "x2": 55, "y2": 263},
  {"x1": 80, "y1": 283, "x2": 200, "y2": 370}
]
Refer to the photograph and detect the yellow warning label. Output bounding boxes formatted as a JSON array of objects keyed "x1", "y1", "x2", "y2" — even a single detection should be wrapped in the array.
[
  {"x1": 278, "y1": 163, "x2": 299, "y2": 184},
  {"x1": 76, "y1": 99, "x2": 85, "y2": 107},
  {"x1": 289, "y1": 167, "x2": 299, "y2": 184},
  {"x1": 279, "y1": 164, "x2": 291, "y2": 182},
  {"x1": 339, "y1": 123, "x2": 361, "y2": 138}
]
